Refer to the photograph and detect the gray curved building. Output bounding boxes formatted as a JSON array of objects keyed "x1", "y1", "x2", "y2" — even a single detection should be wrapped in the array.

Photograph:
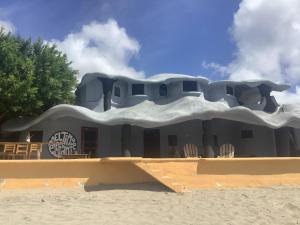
[{"x1": 3, "y1": 73, "x2": 300, "y2": 158}]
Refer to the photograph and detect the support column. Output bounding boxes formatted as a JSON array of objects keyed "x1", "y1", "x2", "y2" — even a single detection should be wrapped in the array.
[
  {"x1": 203, "y1": 120, "x2": 215, "y2": 158},
  {"x1": 275, "y1": 127, "x2": 290, "y2": 156},
  {"x1": 121, "y1": 124, "x2": 132, "y2": 157}
]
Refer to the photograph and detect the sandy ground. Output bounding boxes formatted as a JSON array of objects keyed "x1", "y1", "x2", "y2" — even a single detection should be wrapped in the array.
[{"x1": 0, "y1": 184, "x2": 300, "y2": 225}]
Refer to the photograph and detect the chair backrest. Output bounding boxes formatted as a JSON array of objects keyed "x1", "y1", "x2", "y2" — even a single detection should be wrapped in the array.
[
  {"x1": 219, "y1": 144, "x2": 235, "y2": 158},
  {"x1": 4, "y1": 144, "x2": 16, "y2": 154},
  {"x1": 29, "y1": 143, "x2": 42, "y2": 153},
  {"x1": 183, "y1": 144, "x2": 199, "y2": 158},
  {"x1": 16, "y1": 144, "x2": 29, "y2": 154}
]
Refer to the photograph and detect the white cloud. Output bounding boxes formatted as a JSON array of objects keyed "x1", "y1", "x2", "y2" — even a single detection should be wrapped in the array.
[
  {"x1": 0, "y1": 20, "x2": 16, "y2": 34},
  {"x1": 49, "y1": 19, "x2": 144, "y2": 80},
  {"x1": 273, "y1": 86, "x2": 300, "y2": 104},
  {"x1": 203, "y1": 0, "x2": 300, "y2": 104},
  {"x1": 202, "y1": 61, "x2": 228, "y2": 77},
  {"x1": 229, "y1": 0, "x2": 300, "y2": 83}
]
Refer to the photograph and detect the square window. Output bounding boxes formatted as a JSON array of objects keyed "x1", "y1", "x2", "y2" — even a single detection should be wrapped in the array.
[
  {"x1": 114, "y1": 86, "x2": 121, "y2": 97},
  {"x1": 168, "y1": 135, "x2": 178, "y2": 146},
  {"x1": 241, "y1": 130, "x2": 254, "y2": 139},
  {"x1": 132, "y1": 84, "x2": 145, "y2": 95},
  {"x1": 183, "y1": 81, "x2": 198, "y2": 92},
  {"x1": 226, "y1": 86, "x2": 234, "y2": 95}
]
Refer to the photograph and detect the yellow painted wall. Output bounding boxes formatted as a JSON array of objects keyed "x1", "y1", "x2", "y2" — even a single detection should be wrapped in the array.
[
  {"x1": 138, "y1": 158, "x2": 300, "y2": 189},
  {"x1": 0, "y1": 157, "x2": 300, "y2": 191},
  {"x1": 0, "y1": 158, "x2": 155, "y2": 189}
]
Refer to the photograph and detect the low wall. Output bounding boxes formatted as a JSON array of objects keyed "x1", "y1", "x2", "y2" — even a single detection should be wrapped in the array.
[
  {"x1": 195, "y1": 157, "x2": 300, "y2": 188},
  {"x1": 0, "y1": 158, "x2": 155, "y2": 189},
  {"x1": 0, "y1": 157, "x2": 300, "y2": 190}
]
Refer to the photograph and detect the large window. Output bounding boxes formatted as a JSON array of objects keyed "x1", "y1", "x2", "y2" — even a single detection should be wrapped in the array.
[
  {"x1": 183, "y1": 81, "x2": 198, "y2": 92},
  {"x1": 132, "y1": 84, "x2": 145, "y2": 95},
  {"x1": 159, "y1": 84, "x2": 168, "y2": 97}
]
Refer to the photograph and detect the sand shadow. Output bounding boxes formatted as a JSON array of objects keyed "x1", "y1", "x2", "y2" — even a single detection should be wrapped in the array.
[{"x1": 84, "y1": 182, "x2": 171, "y2": 192}]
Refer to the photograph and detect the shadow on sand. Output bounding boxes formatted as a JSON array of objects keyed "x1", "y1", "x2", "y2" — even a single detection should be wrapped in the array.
[{"x1": 84, "y1": 182, "x2": 171, "y2": 193}]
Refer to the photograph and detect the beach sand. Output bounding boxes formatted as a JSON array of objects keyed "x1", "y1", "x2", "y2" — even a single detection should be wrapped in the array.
[{"x1": 0, "y1": 184, "x2": 299, "y2": 225}]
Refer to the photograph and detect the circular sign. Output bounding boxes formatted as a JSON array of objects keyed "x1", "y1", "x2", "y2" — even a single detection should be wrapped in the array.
[{"x1": 48, "y1": 131, "x2": 77, "y2": 158}]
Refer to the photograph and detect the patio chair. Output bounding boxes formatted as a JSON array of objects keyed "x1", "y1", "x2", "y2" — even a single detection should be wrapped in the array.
[
  {"x1": 0, "y1": 144, "x2": 16, "y2": 159},
  {"x1": 15, "y1": 143, "x2": 29, "y2": 159},
  {"x1": 28, "y1": 143, "x2": 42, "y2": 159},
  {"x1": 183, "y1": 144, "x2": 199, "y2": 158},
  {"x1": 219, "y1": 144, "x2": 235, "y2": 158}
]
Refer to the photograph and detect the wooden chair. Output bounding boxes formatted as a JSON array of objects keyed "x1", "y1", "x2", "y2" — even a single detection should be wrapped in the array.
[
  {"x1": 28, "y1": 143, "x2": 42, "y2": 159},
  {"x1": 183, "y1": 144, "x2": 199, "y2": 158},
  {"x1": 0, "y1": 144, "x2": 16, "y2": 159},
  {"x1": 219, "y1": 144, "x2": 235, "y2": 158},
  {"x1": 15, "y1": 144, "x2": 29, "y2": 159}
]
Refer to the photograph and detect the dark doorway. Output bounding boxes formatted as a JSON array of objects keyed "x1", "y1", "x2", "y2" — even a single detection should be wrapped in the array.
[
  {"x1": 30, "y1": 131, "x2": 43, "y2": 142},
  {"x1": 144, "y1": 129, "x2": 160, "y2": 158},
  {"x1": 81, "y1": 127, "x2": 98, "y2": 157}
]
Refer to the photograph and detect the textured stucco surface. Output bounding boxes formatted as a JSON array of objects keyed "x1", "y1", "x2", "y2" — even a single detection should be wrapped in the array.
[
  {"x1": 4, "y1": 95, "x2": 300, "y2": 131},
  {"x1": 2, "y1": 73, "x2": 297, "y2": 131}
]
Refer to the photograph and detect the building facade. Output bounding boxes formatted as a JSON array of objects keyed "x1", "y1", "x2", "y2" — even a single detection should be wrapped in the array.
[{"x1": 3, "y1": 73, "x2": 300, "y2": 158}]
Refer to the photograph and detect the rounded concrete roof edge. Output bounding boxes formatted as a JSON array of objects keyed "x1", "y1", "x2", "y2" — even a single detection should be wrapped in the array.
[
  {"x1": 79, "y1": 73, "x2": 290, "y2": 92},
  {"x1": 3, "y1": 97, "x2": 300, "y2": 132}
]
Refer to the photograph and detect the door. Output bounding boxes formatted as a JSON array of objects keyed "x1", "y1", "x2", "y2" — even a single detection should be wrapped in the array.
[
  {"x1": 81, "y1": 127, "x2": 98, "y2": 157},
  {"x1": 29, "y1": 131, "x2": 43, "y2": 142},
  {"x1": 144, "y1": 129, "x2": 160, "y2": 158}
]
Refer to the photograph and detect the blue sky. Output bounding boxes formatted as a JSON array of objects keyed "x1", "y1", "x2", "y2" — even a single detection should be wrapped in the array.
[
  {"x1": 0, "y1": 0, "x2": 239, "y2": 79},
  {"x1": 1, "y1": 0, "x2": 300, "y2": 103}
]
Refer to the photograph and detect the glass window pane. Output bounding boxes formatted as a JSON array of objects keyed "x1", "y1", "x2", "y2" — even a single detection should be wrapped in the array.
[
  {"x1": 183, "y1": 81, "x2": 198, "y2": 92},
  {"x1": 132, "y1": 84, "x2": 145, "y2": 95}
]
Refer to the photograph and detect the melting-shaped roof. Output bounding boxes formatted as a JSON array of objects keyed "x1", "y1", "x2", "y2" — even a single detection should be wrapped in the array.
[{"x1": 2, "y1": 73, "x2": 297, "y2": 132}]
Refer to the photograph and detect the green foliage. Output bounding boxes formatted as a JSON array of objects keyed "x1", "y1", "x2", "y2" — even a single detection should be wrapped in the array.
[{"x1": 0, "y1": 29, "x2": 77, "y2": 122}]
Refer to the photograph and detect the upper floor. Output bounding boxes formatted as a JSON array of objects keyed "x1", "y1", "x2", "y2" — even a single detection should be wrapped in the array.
[{"x1": 75, "y1": 73, "x2": 290, "y2": 114}]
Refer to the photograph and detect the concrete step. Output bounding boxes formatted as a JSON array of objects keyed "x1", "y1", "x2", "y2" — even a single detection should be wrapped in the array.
[{"x1": 135, "y1": 162, "x2": 188, "y2": 193}]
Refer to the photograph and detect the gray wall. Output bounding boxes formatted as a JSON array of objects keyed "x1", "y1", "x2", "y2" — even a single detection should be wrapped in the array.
[
  {"x1": 18, "y1": 116, "x2": 279, "y2": 159},
  {"x1": 76, "y1": 76, "x2": 282, "y2": 114},
  {"x1": 210, "y1": 119, "x2": 277, "y2": 157},
  {"x1": 19, "y1": 117, "x2": 122, "y2": 159},
  {"x1": 205, "y1": 84, "x2": 270, "y2": 110},
  {"x1": 125, "y1": 120, "x2": 204, "y2": 157},
  {"x1": 107, "y1": 80, "x2": 205, "y2": 108},
  {"x1": 79, "y1": 79, "x2": 104, "y2": 112},
  {"x1": 160, "y1": 120, "x2": 203, "y2": 157}
]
